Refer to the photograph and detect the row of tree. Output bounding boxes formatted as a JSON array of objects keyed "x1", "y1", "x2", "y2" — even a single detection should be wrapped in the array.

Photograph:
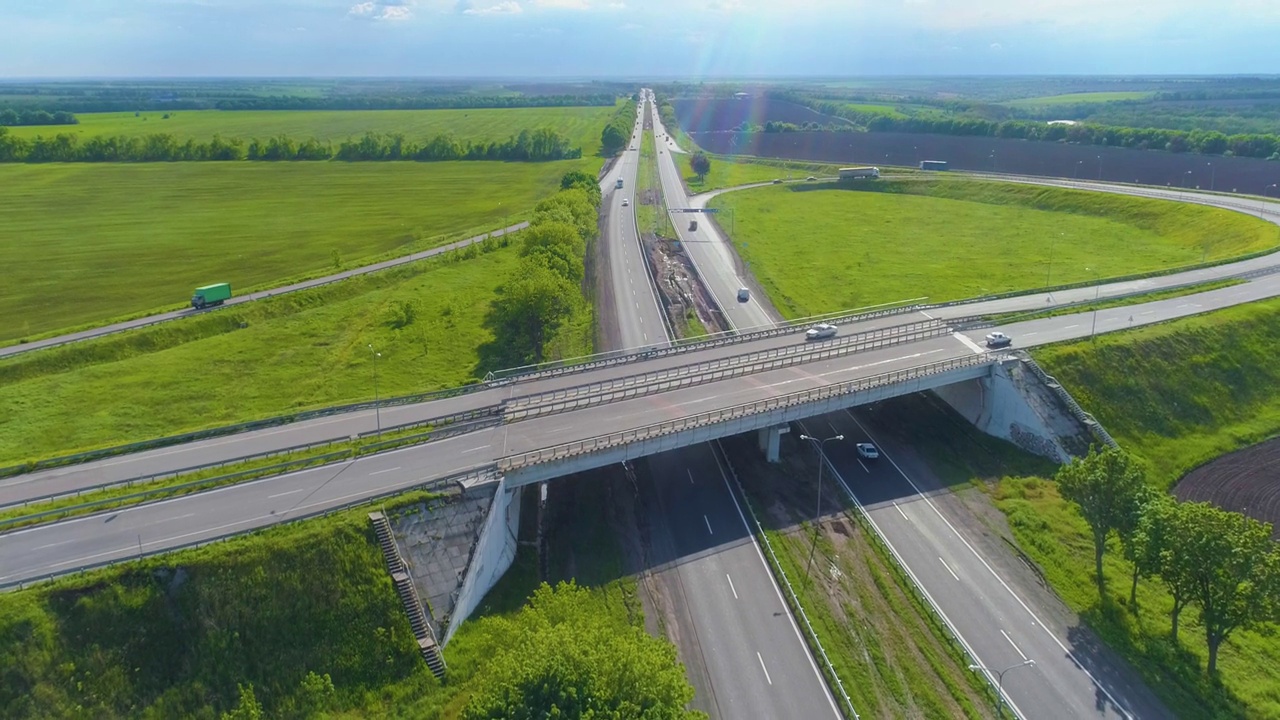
[
  {"x1": 789, "y1": 93, "x2": 1280, "y2": 161},
  {"x1": 0, "y1": 109, "x2": 78, "y2": 127},
  {"x1": 1057, "y1": 447, "x2": 1280, "y2": 674},
  {"x1": 489, "y1": 171, "x2": 601, "y2": 365},
  {"x1": 0, "y1": 94, "x2": 618, "y2": 115},
  {"x1": 0, "y1": 127, "x2": 582, "y2": 163},
  {"x1": 600, "y1": 102, "x2": 635, "y2": 155}
]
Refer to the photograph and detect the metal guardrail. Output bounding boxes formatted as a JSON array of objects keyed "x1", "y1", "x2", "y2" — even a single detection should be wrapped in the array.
[
  {"x1": 800, "y1": 423, "x2": 1017, "y2": 719},
  {"x1": 505, "y1": 318, "x2": 948, "y2": 412},
  {"x1": 1019, "y1": 356, "x2": 1119, "y2": 449},
  {"x1": 500, "y1": 353, "x2": 995, "y2": 472},
  {"x1": 712, "y1": 442, "x2": 860, "y2": 719},
  {"x1": 504, "y1": 323, "x2": 954, "y2": 422},
  {"x1": 1, "y1": 464, "x2": 499, "y2": 592},
  {"x1": 0, "y1": 450, "x2": 354, "y2": 530}
]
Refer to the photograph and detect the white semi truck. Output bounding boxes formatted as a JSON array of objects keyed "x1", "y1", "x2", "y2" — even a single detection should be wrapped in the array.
[{"x1": 838, "y1": 166, "x2": 880, "y2": 180}]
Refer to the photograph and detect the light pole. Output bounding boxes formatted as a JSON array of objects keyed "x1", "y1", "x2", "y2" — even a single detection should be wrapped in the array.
[
  {"x1": 1265, "y1": 183, "x2": 1278, "y2": 198},
  {"x1": 1097, "y1": 154, "x2": 1102, "y2": 180},
  {"x1": 368, "y1": 344, "x2": 382, "y2": 436},
  {"x1": 1207, "y1": 162, "x2": 1215, "y2": 192},
  {"x1": 1086, "y1": 267, "x2": 1101, "y2": 339},
  {"x1": 969, "y1": 659, "x2": 1035, "y2": 716},
  {"x1": 1074, "y1": 160, "x2": 1083, "y2": 180},
  {"x1": 1046, "y1": 233, "x2": 1061, "y2": 288},
  {"x1": 799, "y1": 433, "x2": 844, "y2": 586}
]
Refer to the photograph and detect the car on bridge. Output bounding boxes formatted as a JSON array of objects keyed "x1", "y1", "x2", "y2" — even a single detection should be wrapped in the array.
[
  {"x1": 856, "y1": 443, "x2": 880, "y2": 460},
  {"x1": 622, "y1": 198, "x2": 630, "y2": 207},
  {"x1": 985, "y1": 331, "x2": 1012, "y2": 348},
  {"x1": 805, "y1": 323, "x2": 838, "y2": 340}
]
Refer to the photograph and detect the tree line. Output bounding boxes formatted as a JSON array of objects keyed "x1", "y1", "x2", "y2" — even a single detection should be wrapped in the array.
[
  {"x1": 781, "y1": 92, "x2": 1280, "y2": 161},
  {"x1": 0, "y1": 108, "x2": 78, "y2": 127},
  {"x1": 0, "y1": 127, "x2": 582, "y2": 163},
  {"x1": 1057, "y1": 447, "x2": 1280, "y2": 675},
  {"x1": 600, "y1": 101, "x2": 635, "y2": 155},
  {"x1": 489, "y1": 170, "x2": 602, "y2": 365},
  {"x1": 0, "y1": 94, "x2": 618, "y2": 115}
]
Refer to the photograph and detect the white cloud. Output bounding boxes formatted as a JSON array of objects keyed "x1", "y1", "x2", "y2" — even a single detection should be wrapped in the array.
[
  {"x1": 989, "y1": 42, "x2": 1002, "y2": 51},
  {"x1": 348, "y1": 1, "x2": 375, "y2": 15},
  {"x1": 532, "y1": 0, "x2": 590, "y2": 9},
  {"x1": 464, "y1": 1, "x2": 523, "y2": 13},
  {"x1": 378, "y1": 5, "x2": 413, "y2": 20},
  {"x1": 349, "y1": 0, "x2": 415, "y2": 20}
]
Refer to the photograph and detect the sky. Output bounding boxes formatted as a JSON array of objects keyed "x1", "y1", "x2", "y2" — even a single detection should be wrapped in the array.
[{"x1": 2, "y1": 0, "x2": 1279, "y2": 77}]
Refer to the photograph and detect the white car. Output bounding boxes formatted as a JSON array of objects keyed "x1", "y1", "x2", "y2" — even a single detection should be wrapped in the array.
[
  {"x1": 985, "y1": 331, "x2": 1012, "y2": 348},
  {"x1": 805, "y1": 323, "x2": 838, "y2": 340},
  {"x1": 621, "y1": 198, "x2": 630, "y2": 207},
  {"x1": 856, "y1": 443, "x2": 879, "y2": 460}
]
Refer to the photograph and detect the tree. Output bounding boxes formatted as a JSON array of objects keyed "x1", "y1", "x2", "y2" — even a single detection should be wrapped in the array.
[
  {"x1": 462, "y1": 583, "x2": 704, "y2": 720},
  {"x1": 1117, "y1": 483, "x2": 1154, "y2": 606},
  {"x1": 520, "y1": 220, "x2": 586, "y2": 286},
  {"x1": 1180, "y1": 502, "x2": 1277, "y2": 674},
  {"x1": 1054, "y1": 446, "x2": 1148, "y2": 592},
  {"x1": 560, "y1": 170, "x2": 602, "y2": 207},
  {"x1": 690, "y1": 152, "x2": 711, "y2": 181},
  {"x1": 1133, "y1": 496, "x2": 1198, "y2": 641},
  {"x1": 601, "y1": 122, "x2": 627, "y2": 156},
  {"x1": 492, "y1": 259, "x2": 576, "y2": 364},
  {"x1": 220, "y1": 683, "x2": 263, "y2": 720}
]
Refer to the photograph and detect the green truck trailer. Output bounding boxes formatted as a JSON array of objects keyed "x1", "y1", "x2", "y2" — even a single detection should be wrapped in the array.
[{"x1": 191, "y1": 282, "x2": 232, "y2": 310}]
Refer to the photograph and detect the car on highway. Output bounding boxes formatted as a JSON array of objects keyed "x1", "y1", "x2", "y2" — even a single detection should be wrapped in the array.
[
  {"x1": 985, "y1": 331, "x2": 1012, "y2": 348},
  {"x1": 621, "y1": 198, "x2": 630, "y2": 207},
  {"x1": 856, "y1": 443, "x2": 879, "y2": 460},
  {"x1": 805, "y1": 323, "x2": 838, "y2": 340},
  {"x1": 806, "y1": 176, "x2": 817, "y2": 181},
  {"x1": 772, "y1": 178, "x2": 783, "y2": 184},
  {"x1": 737, "y1": 287, "x2": 750, "y2": 302}
]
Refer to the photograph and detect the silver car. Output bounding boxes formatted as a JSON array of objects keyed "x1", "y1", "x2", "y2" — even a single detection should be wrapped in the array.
[{"x1": 805, "y1": 323, "x2": 838, "y2": 341}]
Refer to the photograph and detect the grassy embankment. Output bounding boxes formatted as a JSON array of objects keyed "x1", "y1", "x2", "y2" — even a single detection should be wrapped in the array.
[
  {"x1": 0, "y1": 160, "x2": 594, "y2": 342},
  {"x1": 680, "y1": 153, "x2": 843, "y2": 193},
  {"x1": 4, "y1": 106, "x2": 614, "y2": 150},
  {"x1": 0, "y1": 480, "x2": 664, "y2": 719},
  {"x1": 708, "y1": 179, "x2": 1277, "y2": 318},
  {"x1": 727, "y1": 433, "x2": 1002, "y2": 718},
  {"x1": 994, "y1": 300, "x2": 1280, "y2": 718},
  {"x1": 0, "y1": 240, "x2": 590, "y2": 467}
]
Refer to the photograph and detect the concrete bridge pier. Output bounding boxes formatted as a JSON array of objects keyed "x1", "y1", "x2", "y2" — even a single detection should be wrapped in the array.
[
  {"x1": 443, "y1": 477, "x2": 523, "y2": 645},
  {"x1": 757, "y1": 424, "x2": 790, "y2": 463}
]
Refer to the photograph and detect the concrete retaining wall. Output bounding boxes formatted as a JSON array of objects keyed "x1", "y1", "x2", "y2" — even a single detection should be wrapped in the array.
[
  {"x1": 934, "y1": 359, "x2": 1093, "y2": 463},
  {"x1": 443, "y1": 477, "x2": 522, "y2": 645}
]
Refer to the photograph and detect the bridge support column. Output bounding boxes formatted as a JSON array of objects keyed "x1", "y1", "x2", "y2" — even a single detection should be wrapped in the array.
[{"x1": 757, "y1": 424, "x2": 789, "y2": 463}]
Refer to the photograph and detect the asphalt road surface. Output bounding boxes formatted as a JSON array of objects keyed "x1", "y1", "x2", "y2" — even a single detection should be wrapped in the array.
[
  {"x1": 801, "y1": 408, "x2": 1170, "y2": 718},
  {"x1": 0, "y1": 222, "x2": 530, "y2": 359}
]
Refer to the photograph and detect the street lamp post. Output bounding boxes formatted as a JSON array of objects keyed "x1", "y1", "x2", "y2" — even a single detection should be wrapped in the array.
[
  {"x1": 1086, "y1": 267, "x2": 1101, "y2": 339},
  {"x1": 1097, "y1": 154, "x2": 1102, "y2": 180},
  {"x1": 969, "y1": 659, "x2": 1035, "y2": 716},
  {"x1": 1074, "y1": 160, "x2": 1083, "y2": 180},
  {"x1": 1046, "y1": 233, "x2": 1061, "y2": 288},
  {"x1": 1265, "y1": 183, "x2": 1278, "y2": 198},
  {"x1": 368, "y1": 344, "x2": 382, "y2": 436},
  {"x1": 1207, "y1": 162, "x2": 1215, "y2": 192},
  {"x1": 799, "y1": 433, "x2": 844, "y2": 586}
]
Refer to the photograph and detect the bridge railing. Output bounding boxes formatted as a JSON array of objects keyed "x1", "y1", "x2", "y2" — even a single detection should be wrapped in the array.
[
  {"x1": 504, "y1": 319, "x2": 950, "y2": 413},
  {"x1": 501, "y1": 353, "x2": 997, "y2": 472}
]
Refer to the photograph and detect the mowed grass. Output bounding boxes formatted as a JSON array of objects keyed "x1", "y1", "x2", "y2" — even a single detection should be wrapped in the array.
[
  {"x1": 682, "y1": 154, "x2": 841, "y2": 193},
  {"x1": 0, "y1": 243, "x2": 583, "y2": 466},
  {"x1": 1033, "y1": 295, "x2": 1280, "y2": 489},
  {"x1": 1005, "y1": 91, "x2": 1154, "y2": 107},
  {"x1": 6, "y1": 106, "x2": 616, "y2": 153},
  {"x1": 708, "y1": 179, "x2": 1278, "y2": 318},
  {"x1": 0, "y1": 160, "x2": 590, "y2": 341}
]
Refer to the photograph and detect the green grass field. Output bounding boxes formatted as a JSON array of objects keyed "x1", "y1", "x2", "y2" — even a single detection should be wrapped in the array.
[
  {"x1": 845, "y1": 102, "x2": 910, "y2": 118},
  {"x1": 0, "y1": 159, "x2": 592, "y2": 342},
  {"x1": 6, "y1": 106, "x2": 615, "y2": 153},
  {"x1": 682, "y1": 154, "x2": 841, "y2": 193},
  {"x1": 0, "y1": 241, "x2": 592, "y2": 466},
  {"x1": 1005, "y1": 91, "x2": 1154, "y2": 108},
  {"x1": 1033, "y1": 296, "x2": 1280, "y2": 488},
  {"x1": 708, "y1": 179, "x2": 1278, "y2": 318}
]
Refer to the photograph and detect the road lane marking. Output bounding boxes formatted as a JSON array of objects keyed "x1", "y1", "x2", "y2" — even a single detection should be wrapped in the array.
[
  {"x1": 1064, "y1": 324, "x2": 1080, "y2": 330},
  {"x1": 1140, "y1": 310, "x2": 1154, "y2": 315},
  {"x1": 35, "y1": 538, "x2": 79, "y2": 550},
  {"x1": 704, "y1": 515, "x2": 713, "y2": 535},
  {"x1": 757, "y1": 652, "x2": 773, "y2": 685},
  {"x1": 857, "y1": 458, "x2": 870, "y2": 473},
  {"x1": 368, "y1": 466, "x2": 402, "y2": 476},
  {"x1": 920, "y1": 310, "x2": 935, "y2": 320},
  {"x1": 845, "y1": 411, "x2": 1131, "y2": 718},
  {"x1": 953, "y1": 333, "x2": 986, "y2": 354},
  {"x1": 727, "y1": 574, "x2": 738, "y2": 599},
  {"x1": 1001, "y1": 629, "x2": 1029, "y2": 661},
  {"x1": 1023, "y1": 332, "x2": 1039, "y2": 337},
  {"x1": 939, "y1": 557, "x2": 960, "y2": 581},
  {"x1": 460, "y1": 445, "x2": 491, "y2": 455},
  {"x1": 688, "y1": 469, "x2": 695, "y2": 484},
  {"x1": 893, "y1": 502, "x2": 908, "y2": 520},
  {"x1": 268, "y1": 488, "x2": 306, "y2": 499}
]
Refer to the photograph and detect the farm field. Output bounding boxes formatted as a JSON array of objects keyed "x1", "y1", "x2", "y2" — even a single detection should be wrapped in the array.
[
  {"x1": 707, "y1": 179, "x2": 1276, "y2": 318},
  {"x1": 670, "y1": 97, "x2": 843, "y2": 134},
  {"x1": 0, "y1": 159, "x2": 588, "y2": 341},
  {"x1": 1004, "y1": 91, "x2": 1154, "y2": 107},
  {"x1": 0, "y1": 241, "x2": 591, "y2": 465},
  {"x1": 5, "y1": 105, "x2": 616, "y2": 153}
]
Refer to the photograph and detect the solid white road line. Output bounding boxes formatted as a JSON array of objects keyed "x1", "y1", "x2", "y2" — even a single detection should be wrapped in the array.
[
  {"x1": 688, "y1": 468, "x2": 695, "y2": 484},
  {"x1": 1002, "y1": 629, "x2": 1030, "y2": 662},
  {"x1": 727, "y1": 574, "x2": 739, "y2": 599},
  {"x1": 939, "y1": 556, "x2": 960, "y2": 581},
  {"x1": 268, "y1": 488, "x2": 306, "y2": 499},
  {"x1": 704, "y1": 514, "x2": 713, "y2": 535},
  {"x1": 368, "y1": 466, "x2": 402, "y2": 476},
  {"x1": 893, "y1": 502, "x2": 908, "y2": 520},
  {"x1": 757, "y1": 652, "x2": 774, "y2": 685},
  {"x1": 857, "y1": 458, "x2": 870, "y2": 473}
]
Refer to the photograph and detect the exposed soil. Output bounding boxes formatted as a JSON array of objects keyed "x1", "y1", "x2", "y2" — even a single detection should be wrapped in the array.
[
  {"x1": 1173, "y1": 436, "x2": 1280, "y2": 539},
  {"x1": 642, "y1": 234, "x2": 729, "y2": 338}
]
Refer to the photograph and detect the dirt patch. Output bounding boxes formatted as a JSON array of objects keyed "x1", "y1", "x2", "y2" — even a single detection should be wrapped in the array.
[
  {"x1": 642, "y1": 234, "x2": 729, "y2": 338},
  {"x1": 1173, "y1": 436, "x2": 1280, "y2": 539}
]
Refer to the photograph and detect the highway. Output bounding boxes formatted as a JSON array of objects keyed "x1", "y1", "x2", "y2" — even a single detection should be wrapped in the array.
[
  {"x1": 805, "y1": 408, "x2": 1169, "y2": 718},
  {"x1": 0, "y1": 221, "x2": 530, "y2": 359}
]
